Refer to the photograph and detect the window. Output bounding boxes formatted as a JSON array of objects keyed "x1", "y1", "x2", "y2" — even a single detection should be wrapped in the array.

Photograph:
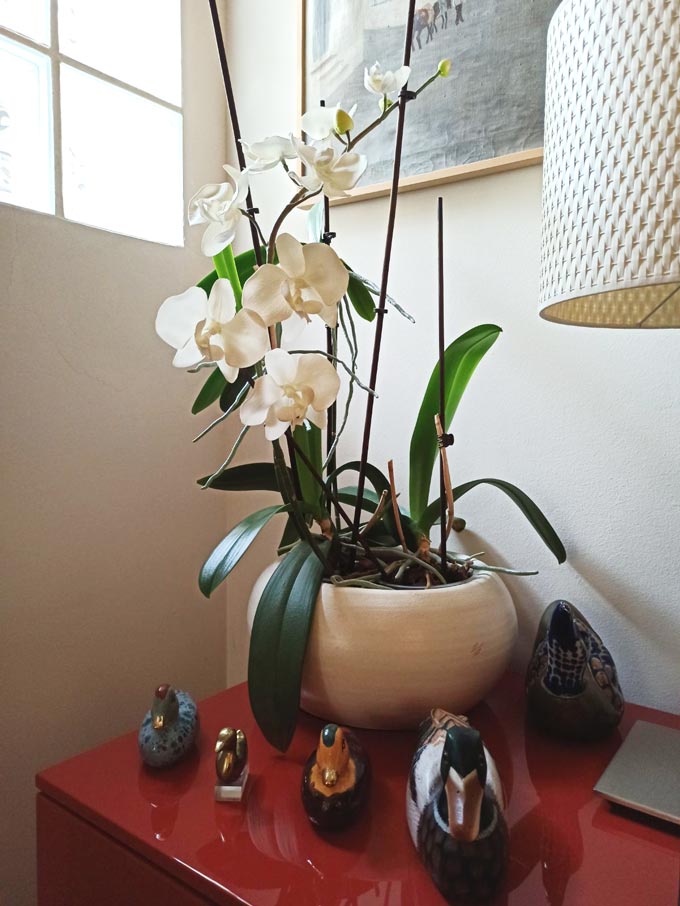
[{"x1": 0, "y1": 0, "x2": 183, "y2": 245}]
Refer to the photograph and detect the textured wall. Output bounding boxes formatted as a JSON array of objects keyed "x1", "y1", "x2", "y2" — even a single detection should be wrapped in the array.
[
  {"x1": 0, "y1": 6, "x2": 230, "y2": 903},
  {"x1": 224, "y1": 0, "x2": 680, "y2": 712}
]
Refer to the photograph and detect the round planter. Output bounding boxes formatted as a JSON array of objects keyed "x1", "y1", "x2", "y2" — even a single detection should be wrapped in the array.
[{"x1": 246, "y1": 565, "x2": 518, "y2": 730}]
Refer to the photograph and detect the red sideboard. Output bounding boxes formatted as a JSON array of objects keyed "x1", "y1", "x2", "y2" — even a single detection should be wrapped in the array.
[{"x1": 36, "y1": 673, "x2": 680, "y2": 905}]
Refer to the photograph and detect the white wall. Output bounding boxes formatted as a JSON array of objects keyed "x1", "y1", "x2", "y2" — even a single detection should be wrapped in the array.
[
  {"x1": 0, "y1": 6, "x2": 231, "y2": 903},
  {"x1": 225, "y1": 0, "x2": 680, "y2": 711}
]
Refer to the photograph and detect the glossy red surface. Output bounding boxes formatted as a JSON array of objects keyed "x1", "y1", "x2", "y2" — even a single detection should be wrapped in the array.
[{"x1": 37, "y1": 673, "x2": 680, "y2": 905}]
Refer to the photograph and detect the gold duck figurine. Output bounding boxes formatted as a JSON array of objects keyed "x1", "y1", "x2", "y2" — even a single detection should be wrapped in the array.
[
  {"x1": 301, "y1": 723, "x2": 370, "y2": 830},
  {"x1": 407, "y1": 710, "x2": 508, "y2": 904},
  {"x1": 215, "y1": 728, "x2": 248, "y2": 784},
  {"x1": 526, "y1": 599, "x2": 625, "y2": 740}
]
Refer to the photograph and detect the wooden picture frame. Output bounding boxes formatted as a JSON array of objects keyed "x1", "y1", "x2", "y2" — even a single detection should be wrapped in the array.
[{"x1": 298, "y1": 0, "x2": 559, "y2": 205}]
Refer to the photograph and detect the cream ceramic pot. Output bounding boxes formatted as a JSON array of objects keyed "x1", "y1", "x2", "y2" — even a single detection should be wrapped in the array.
[{"x1": 246, "y1": 566, "x2": 517, "y2": 730}]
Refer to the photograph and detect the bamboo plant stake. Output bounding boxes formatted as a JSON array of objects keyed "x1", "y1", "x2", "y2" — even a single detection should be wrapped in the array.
[
  {"x1": 207, "y1": 0, "x2": 307, "y2": 506},
  {"x1": 320, "y1": 100, "x2": 339, "y2": 528},
  {"x1": 207, "y1": 0, "x2": 263, "y2": 267},
  {"x1": 437, "y1": 196, "x2": 453, "y2": 574},
  {"x1": 352, "y1": 0, "x2": 418, "y2": 543}
]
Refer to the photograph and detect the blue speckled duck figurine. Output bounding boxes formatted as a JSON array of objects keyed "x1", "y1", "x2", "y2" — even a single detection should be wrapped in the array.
[
  {"x1": 407, "y1": 710, "x2": 508, "y2": 904},
  {"x1": 138, "y1": 684, "x2": 199, "y2": 768},
  {"x1": 526, "y1": 600, "x2": 624, "y2": 740}
]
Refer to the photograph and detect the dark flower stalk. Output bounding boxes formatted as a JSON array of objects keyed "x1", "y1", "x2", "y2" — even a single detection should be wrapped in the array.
[{"x1": 352, "y1": 0, "x2": 418, "y2": 544}]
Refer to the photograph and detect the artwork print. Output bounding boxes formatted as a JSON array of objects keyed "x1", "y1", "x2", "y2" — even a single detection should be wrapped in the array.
[{"x1": 303, "y1": 0, "x2": 562, "y2": 191}]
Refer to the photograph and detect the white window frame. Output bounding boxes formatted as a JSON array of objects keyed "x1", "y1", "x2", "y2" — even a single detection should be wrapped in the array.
[{"x1": 0, "y1": 0, "x2": 183, "y2": 232}]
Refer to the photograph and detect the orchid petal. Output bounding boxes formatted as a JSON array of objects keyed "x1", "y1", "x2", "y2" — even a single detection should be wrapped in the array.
[
  {"x1": 306, "y1": 406, "x2": 327, "y2": 430},
  {"x1": 172, "y1": 335, "x2": 203, "y2": 368},
  {"x1": 265, "y1": 348, "x2": 299, "y2": 387},
  {"x1": 392, "y1": 65, "x2": 411, "y2": 90},
  {"x1": 222, "y1": 309, "x2": 269, "y2": 368},
  {"x1": 280, "y1": 313, "x2": 308, "y2": 347},
  {"x1": 201, "y1": 219, "x2": 238, "y2": 257},
  {"x1": 276, "y1": 233, "x2": 305, "y2": 279},
  {"x1": 301, "y1": 243, "x2": 348, "y2": 306},
  {"x1": 301, "y1": 106, "x2": 337, "y2": 141},
  {"x1": 207, "y1": 278, "x2": 237, "y2": 324},
  {"x1": 239, "y1": 374, "x2": 282, "y2": 425},
  {"x1": 295, "y1": 353, "x2": 340, "y2": 409},
  {"x1": 242, "y1": 264, "x2": 290, "y2": 326},
  {"x1": 217, "y1": 359, "x2": 239, "y2": 383},
  {"x1": 156, "y1": 286, "x2": 207, "y2": 349},
  {"x1": 264, "y1": 415, "x2": 290, "y2": 441}
]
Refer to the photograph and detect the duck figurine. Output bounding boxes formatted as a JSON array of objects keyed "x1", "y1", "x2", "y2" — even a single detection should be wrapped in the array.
[
  {"x1": 301, "y1": 723, "x2": 370, "y2": 830},
  {"x1": 215, "y1": 727, "x2": 248, "y2": 784},
  {"x1": 407, "y1": 710, "x2": 508, "y2": 905},
  {"x1": 138, "y1": 684, "x2": 199, "y2": 768},
  {"x1": 526, "y1": 599, "x2": 624, "y2": 740}
]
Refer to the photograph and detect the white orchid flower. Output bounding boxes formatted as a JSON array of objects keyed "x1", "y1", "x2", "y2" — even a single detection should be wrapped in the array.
[
  {"x1": 290, "y1": 136, "x2": 367, "y2": 198},
  {"x1": 240, "y1": 135, "x2": 296, "y2": 173},
  {"x1": 240, "y1": 349, "x2": 340, "y2": 441},
  {"x1": 364, "y1": 61, "x2": 411, "y2": 97},
  {"x1": 242, "y1": 233, "x2": 348, "y2": 339},
  {"x1": 187, "y1": 164, "x2": 249, "y2": 257},
  {"x1": 155, "y1": 278, "x2": 268, "y2": 381},
  {"x1": 301, "y1": 103, "x2": 357, "y2": 141}
]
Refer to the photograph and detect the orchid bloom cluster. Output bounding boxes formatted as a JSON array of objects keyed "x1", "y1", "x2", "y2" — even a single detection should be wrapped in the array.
[{"x1": 156, "y1": 56, "x2": 451, "y2": 444}]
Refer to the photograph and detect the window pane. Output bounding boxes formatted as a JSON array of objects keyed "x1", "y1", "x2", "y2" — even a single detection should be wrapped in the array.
[
  {"x1": 0, "y1": 35, "x2": 53, "y2": 213},
  {"x1": 61, "y1": 65, "x2": 183, "y2": 245},
  {"x1": 0, "y1": 0, "x2": 50, "y2": 45},
  {"x1": 58, "y1": 0, "x2": 181, "y2": 105}
]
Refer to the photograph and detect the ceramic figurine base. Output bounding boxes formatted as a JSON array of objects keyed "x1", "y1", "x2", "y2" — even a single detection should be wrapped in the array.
[{"x1": 215, "y1": 765, "x2": 249, "y2": 802}]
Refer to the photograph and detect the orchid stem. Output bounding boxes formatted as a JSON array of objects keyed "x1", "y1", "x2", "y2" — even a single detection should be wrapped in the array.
[{"x1": 267, "y1": 189, "x2": 321, "y2": 263}]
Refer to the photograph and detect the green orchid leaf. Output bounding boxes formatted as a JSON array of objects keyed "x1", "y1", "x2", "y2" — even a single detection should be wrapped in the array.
[
  {"x1": 421, "y1": 478, "x2": 566, "y2": 564},
  {"x1": 336, "y1": 485, "x2": 380, "y2": 513},
  {"x1": 248, "y1": 540, "x2": 329, "y2": 750},
  {"x1": 326, "y1": 461, "x2": 390, "y2": 502},
  {"x1": 219, "y1": 367, "x2": 254, "y2": 412},
  {"x1": 293, "y1": 424, "x2": 323, "y2": 509},
  {"x1": 409, "y1": 324, "x2": 502, "y2": 524},
  {"x1": 192, "y1": 368, "x2": 227, "y2": 415},
  {"x1": 197, "y1": 269, "x2": 219, "y2": 297},
  {"x1": 197, "y1": 462, "x2": 284, "y2": 492},
  {"x1": 199, "y1": 505, "x2": 285, "y2": 597},
  {"x1": 346, "y1": 271, "x2": 376, "y2": 322},
  {"x1": 278, "y1": 515, "x2": 301, "y2": 553}
]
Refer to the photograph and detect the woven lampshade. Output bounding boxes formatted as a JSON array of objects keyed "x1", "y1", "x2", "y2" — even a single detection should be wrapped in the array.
[{"x1": 539, "y1": 0, "x2": 680, "y2": 328}]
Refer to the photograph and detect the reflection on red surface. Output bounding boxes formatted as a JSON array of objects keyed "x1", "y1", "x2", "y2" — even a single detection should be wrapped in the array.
[{"x1": 37, "y1": 674, "x2": 680, "y2": 905}]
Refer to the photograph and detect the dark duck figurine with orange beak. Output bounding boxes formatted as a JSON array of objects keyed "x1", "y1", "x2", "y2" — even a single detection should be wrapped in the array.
[
  {"x1": 408, "y1": 718, "x2": 508, "y2": 904},
  {"x1": 138, "y1": 684, "x2": 199, "y2": 768},
  {"x1": 526, "y1": 599, "x2": 624, "y2": 739},
  {"x1": 301, "y1": 723, "x2": 370, "y2": 830}
]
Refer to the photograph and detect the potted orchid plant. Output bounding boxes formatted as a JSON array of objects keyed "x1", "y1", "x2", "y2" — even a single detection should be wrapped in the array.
[{"x1": 156, "y1": 25, "x2": 565, "y2": 749}]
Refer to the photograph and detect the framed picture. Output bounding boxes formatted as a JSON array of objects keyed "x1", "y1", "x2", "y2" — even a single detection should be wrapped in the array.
[{"x1": 299, "y1": 0, "x2": 562, "y2": 204}]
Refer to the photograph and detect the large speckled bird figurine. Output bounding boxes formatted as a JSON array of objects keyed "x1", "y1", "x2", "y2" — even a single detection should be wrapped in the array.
[
  {"x1": 526, "y1": 599, "x2": 624, "y2": 740},
  {"x1": 407, "y1": 709, "x2": 508, "y2": 904},
  {"x1": 301, "y1": 724, "x2": 370, "y2": 830},
  {"x1": 138, "y1": 684, "x2": 199, "y2": 768}
]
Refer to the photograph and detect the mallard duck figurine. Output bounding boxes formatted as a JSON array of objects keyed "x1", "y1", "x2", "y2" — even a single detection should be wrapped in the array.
[
  {"x1": 407, "y1": 710, "x2": 508, "y2": 904},
  {"x1": 215, "y1": 727, "x2": 248, "y2": 784},
  {"x1": 138, "y1": 684, "x2": 199, "y2": 768},
  {"x1": 301, "y1": 723, "x2": 370, "y2": 830},
  {"x1": 526, "y1": 599, "x2": 624, "y2": 740}
]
